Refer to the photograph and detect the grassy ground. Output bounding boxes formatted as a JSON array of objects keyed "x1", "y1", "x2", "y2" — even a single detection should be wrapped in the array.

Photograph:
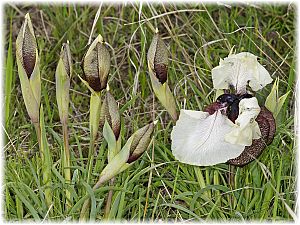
[{"x1": 3, "y1": 2, "x2": 296, "y2": 222}]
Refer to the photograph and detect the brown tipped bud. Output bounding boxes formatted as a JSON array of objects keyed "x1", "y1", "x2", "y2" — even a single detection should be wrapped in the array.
[
  {"x1": 16, "y1": 13, "x2": 37, "y2": 78},
  {"x1": 16, "y1": 13, "x2": 41, "y2": 123},
  {"x1": 61, "y1": 42, "x2": 72, "y2": 78},
  {"x1": 147, "y1": 32, "x2": 169, "y2": 84},
  {"x1": 82, "y1": 35, "x2": 110, "y2": 92},
  {"x1": 56, "y1": 42, "x2": 72, "y2": 124},
  {"x1": 127, "y1": 122, "x2": 155, "y2": 163},
  {"x1": 99, "y1": 90, "x2": 121, "y2": 140}
]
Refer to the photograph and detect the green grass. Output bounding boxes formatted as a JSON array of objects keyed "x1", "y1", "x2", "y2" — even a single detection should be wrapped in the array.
[{"x1": 3, "y1": 3, "x2": 296, "y2": 222}]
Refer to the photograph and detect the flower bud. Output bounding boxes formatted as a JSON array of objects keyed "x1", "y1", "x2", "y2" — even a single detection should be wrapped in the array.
[
  {"x1": 147, "y1": 32, "x2": 168, "y2": 84},
  {"x1": 95, "y1": 121, "x2": 157, "y2": 189},
  {"x1": 16, "y1": 15, "x2": 37, "y2": 78},
  {"x1": 82, "y1": 35, "x2": 110, "y2": 92},
  {"x1": 265, "y1": 77, "x2": 290, "y2": 118},
  {"x1": 147, "y1": 31, "x2": 178, "y2": 121},
  {"x1": 127, "y1": 122, "x2": 155, "y2": 163},
  {"x1": 56, "y1": 42, "x2": 72, "y2": 124},
  {"x1": 16, "y1": 13, "x2": 41, "y2": 123},
  {"x1": 99, "y1": 89, "x2": 121, "y2": 140}
]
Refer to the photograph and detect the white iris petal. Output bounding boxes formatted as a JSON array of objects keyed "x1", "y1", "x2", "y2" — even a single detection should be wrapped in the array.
[
  {"x1": 171, "y1": 110, "x2": 245, "y2": 166},
  {"x1": 225, "y1": 97, "x2": 261, "y2": 146},
  {"x1": 212, "y1": 52, "x2": 272, "y2": 93}
]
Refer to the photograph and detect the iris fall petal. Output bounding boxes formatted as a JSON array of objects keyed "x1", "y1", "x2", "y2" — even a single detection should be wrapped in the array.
[{"x1": 171, "y1": 110, "x2": 245, "y2": 166}]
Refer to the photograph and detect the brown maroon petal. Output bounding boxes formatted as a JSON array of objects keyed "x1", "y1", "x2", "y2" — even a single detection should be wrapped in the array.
[
  {"x1": 227, "y1": 107, "x2": 276, "y2": 167},
  {"x1": 226, "y1": 101, "x2": 239, "y2": 123},
  {"x1": 203, "y1": 102, "x2": 224, "y2": 115},
  {"x1": 22, "y1": 23, "x2": 36, "y2": 77},
  {"x1": 86, "y1": 74, "x2": 102, "y2": 92},
  {"x1": 154, "y1": 63, "x2": 167, "y2": 84},
  {"x1": 261, "y1": 107, "x2": 276, "y2": 145},
  {"x1": 127, "y1": 154, "x2": 140, "y2": 164}
]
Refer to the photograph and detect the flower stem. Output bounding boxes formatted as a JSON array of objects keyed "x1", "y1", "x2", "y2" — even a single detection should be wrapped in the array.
[
  {"x1": 79, "y1": 177, "x2": 106, "y2": 221},
  {"x1": 33, "y1": 122, "x2": 41, "y2": 149},
  {"x1": 86, "y1": 136, "x2": 95, "y2": 184},
  {"x1": 62, "y1": 122, "x2": 71, "y2": 210},
  {"x1": 86, "y1": 92, "x2": 101, "y2": 183},
  {"x1": 104, "y1": 178, "x2": 115, "y2": 219},
  {"x1": 228, "y1": 164, "x2": 235, "y2": 208},
  {"x1": 35, "y1": 106, "x2": 53, "y2": 215}
]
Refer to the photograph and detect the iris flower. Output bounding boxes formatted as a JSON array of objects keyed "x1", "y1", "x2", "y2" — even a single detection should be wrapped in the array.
[{"x1": 171, "y1": 52, "x2": 276, "y2": 166}]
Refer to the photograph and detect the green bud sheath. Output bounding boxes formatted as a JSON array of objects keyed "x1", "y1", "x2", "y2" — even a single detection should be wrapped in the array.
[
  {"x1": 82, "y1": 35, "x2": 110, "y2": 92},
  {"x1": 16, "y1": 13, "x2": 41, "y2": 123},
  {"x1": 96, "y1": 135, "x2": 134, "y2": 188},
  {"x1": 265, "y1": 77, "x2": 290, "y2": 118},
  {"x1": 56, "y1": 42, "x2": 71, "y2": 124},
  {"x1": 95, "y1": 121, "x2": 156, "y2": 188},
  {"x1": 147, "y1": 31, "x2": 178, "y2": 121}
]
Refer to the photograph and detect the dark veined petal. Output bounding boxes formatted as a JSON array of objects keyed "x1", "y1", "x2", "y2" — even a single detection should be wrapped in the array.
[
  {"x1": 61, "y1": 42, "x2": 72, "y2": 77},
  {"x1": 99, "y1": 90, "x2": 121, "y2": 140},
  {"x1": 83, "y1": 45, "x2": 101, "y2": 91},
  {"x1": 227, "y1": 107, "x2": 276, "y2": 166},
  {"x1": 21, "y1": 18, "x2": 37, "y2": 78},
  {"x1": 97, "y1": 42, "x2": 110, "y2": 90},
  {"x1": 147, "y1": 32, "x2": 168, "y2": 84},
  {"x1": 127, "y1": 122, "x2": 154, "y2": 163},
  {"x1": 83, "y1": 36, "x2": 110, "y2": 92}
]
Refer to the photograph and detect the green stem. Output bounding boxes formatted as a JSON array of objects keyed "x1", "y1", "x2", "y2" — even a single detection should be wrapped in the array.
[
  {"x1": 86, "y1": 92, "x2": 101, "y2": 183},
  {"x1": 228, "y1": 164, "x2": 235, "y2": 208},
  {"x1": 35, "y1": 106, "x2": 53, "y2": 215},
  {"x1": 104, "y1": 178, "x2": 115, "y2": 219},
  {"x1": 62, "y1": 122, "x2": 71, "y2": 209},
  {"x1": 79, "y1": 177, "x2": 106, "y2": 221},
  {"x1": 81, "y1": 92, "x2": 102, "y2": 220},
  {"x1": 33, "y1": 122, "x2": 41, "y2": 149},
  {"x1": 86, "y1": 136, "x2": 95, "y2": 185}
]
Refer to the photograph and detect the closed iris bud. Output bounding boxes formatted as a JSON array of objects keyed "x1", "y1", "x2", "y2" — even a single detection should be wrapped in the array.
[
  {"x1": 99, "y1": 89, "x2": 121, "y2": 140},
  {"x1": 60, "y1": 42, "x2": 72, "y2": 78},
  {"x1": 147, "y1": 32, "x2": 168, "y2": 84},
  {"x1": 16, "y1": 13, "x2": 39, "y2": 79},
  {"x1": 16, "y1": 13, "x2": 41, "y2": 123},
  {"x1": 82, "y1": 34, "x2": 110, "y2": 92},
  {"x1": 147, "y1": 30, "x2": 178, "y2": 121},
  {"x1": 92, "y1": 121, "x2": 157, "y2": 191},
  {"x1": 127, "y1": 122, "x2": 155, "y2": 163},
  {"x1": 56, "y1": 42, "x2": 72, "y2": 124}
]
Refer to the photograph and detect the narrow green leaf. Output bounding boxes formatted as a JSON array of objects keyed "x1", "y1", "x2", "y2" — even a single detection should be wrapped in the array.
[
  {"x1": 265, "y1": 77, "x2": 279, "y2": 114},
  {"x1": 275, "y1": 91, "x2": 290, "y2": 118},
  {"x1": 11, "y1": 186, "x2": 40, "y2": 221},
  {"x1": 103, "y1": 120, "x2": 117, "y2": 155},
  {"x1": 39, "y1": 105, "x2": 53, "y2": 212},
  {"x1": 5, "y1": 19, "x2": 13, "y2": 129}
]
